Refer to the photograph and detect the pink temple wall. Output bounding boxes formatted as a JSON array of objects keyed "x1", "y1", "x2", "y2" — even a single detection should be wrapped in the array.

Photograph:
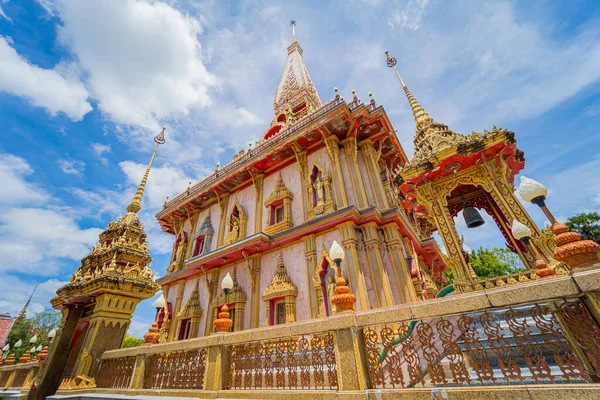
[
  {"x1": 338, "y1": 151, "x2": 356, "y2": 206},
  {"x1": 356, "y1": 148, "x2": 376, "y2": 207}
]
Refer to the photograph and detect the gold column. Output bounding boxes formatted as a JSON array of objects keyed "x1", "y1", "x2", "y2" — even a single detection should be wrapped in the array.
[
  {"x1": 158, "y1": 284, "x2": 170, "y2": 342},
  {"x1": 430, "y1": 195, "x2": 476, "y2": 287},
  {"x1": 292, "y1": 144, "x2": 309, "y2": 222},
  {"x1": 248, "y1": 253, "x2": 262, "y2": 328},
  {"x1": 203, "y1": 269, "x2": 220, "y2": 336},
  {"x1": 382, "y1": 223, "x2": 417, "y2": 304},
  {"x1": 359, "y1": 139, "x2": 389, "y2": 210},
  {"x1": 338, "y1": 221, "x2": 370, "y2": 310},
  {"x1": 215, "y1": 193, "x2": 230, "y2": 248},
  {"x1": 341, "y1": 137, "x2": 369, "y2": 209},
  {"x1": 303, "y1": 234, "x2": 317, "y2": 318},
  {"x1": 285, "y1": 296, "x2": 296, "y2": 323},
  {"x1": 360, "y1": 222, "x2": 394, "y2": 306},
  {"x1": 169, "y1": 281, "x2": 186, "y2": 342},
  {"x1": 252, "y1": 173, "x2": 264, "y2": 234},
  {"x1": 324, "y1": 135, "x2": 348, "y2": 208},
  {"x1": 185, "y1": 210, "x2": 200, "y2": 259}
]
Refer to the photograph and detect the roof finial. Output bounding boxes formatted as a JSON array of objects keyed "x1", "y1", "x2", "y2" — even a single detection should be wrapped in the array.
[
  {"x1": 126, "y1": 127, "x2": 166, "y2": 214},
  {"x1": 290, "y1": 20, "x2": 297, "y2": 43},
  {"x1": 385, "y1": 50, "x2": 433, "y2": 131}
]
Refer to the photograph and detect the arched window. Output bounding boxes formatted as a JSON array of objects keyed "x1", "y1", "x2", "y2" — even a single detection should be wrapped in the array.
[{"x1": 264, "y1": 174, "x2": 294, "y2": 235}]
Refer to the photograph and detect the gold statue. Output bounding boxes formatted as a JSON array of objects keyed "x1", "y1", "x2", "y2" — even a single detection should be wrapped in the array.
[
  {"x1": 225, "y1": 215, "x2": 240, "y2": 245},
  {"x1": 327, "y1": 274, "x2": 336, "y2": 313},
  {"x1": 315, "y1": 176, "x2": 325, "y2": 205}
]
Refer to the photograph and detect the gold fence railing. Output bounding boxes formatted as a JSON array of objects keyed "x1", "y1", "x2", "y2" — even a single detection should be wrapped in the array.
[
  {"x1": 362, "y1": 301, "x2": 593, "y2": 388},
  {"x1": 3, "y1": 270, "x2": 600, "y2": 398},
  {"x1": 226, "y1": 332, "x2": 338, "y2": 390},
  {"x1": 0, "y1": 361, "x2": 39, "y2": 391}
]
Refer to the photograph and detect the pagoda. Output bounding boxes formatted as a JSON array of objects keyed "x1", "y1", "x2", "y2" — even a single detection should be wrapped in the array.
[
  {"x1": 153, "y1": 22, "x2": 445, "y2": 341},
  {"x1": 27, "y1": 130, "x2": 164, "y2": 400}
]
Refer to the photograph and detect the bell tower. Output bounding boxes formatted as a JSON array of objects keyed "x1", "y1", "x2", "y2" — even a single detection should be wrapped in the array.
[{"x1": 385, "y1": 51, "x2": 560, "y2": 293}]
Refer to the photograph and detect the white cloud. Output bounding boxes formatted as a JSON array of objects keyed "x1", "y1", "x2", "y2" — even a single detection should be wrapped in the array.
[
  {"x1": 389, "y1": 0, "x2": 431, "y2": 31},
  {"x1": 0, "y1": 153, "x2": 102, "y2": 275},
  {"x1": 0, "y1": 36, "x2": 91, "y2": 120},
  {"x1": 0, "y1": 208, "x2": 101, "y2": 273},
  {"x1": 55, "y1": 0, "x2": 217, "y2": 129},
  {"x1": 0, "y1": 153, "x2": 49, "y2": 205},
  {"x1": 58, "y1": 159, "x2": 85, "y2": 175},
  {"x1": 92, "y1": 143, "x2": 111, "y2": 165},
  {"x1": 0, "y1": 0, "x2": 11, "y2": 22},
  {"x1": 0, "y1": 276, "x2": 67, "y2": 318}
]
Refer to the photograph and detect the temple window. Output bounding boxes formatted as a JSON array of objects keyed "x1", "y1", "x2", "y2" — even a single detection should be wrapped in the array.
[
  {"x1": 264, "y1": 174, "x2": 294, "y2": 235},
  {"x1": 262, "y1": 253, "x2": 297, "y2": 326},
  {"x1": 177, "y1": 318, "x2": 191, "y2": 340},
  {"x1": 275, "y1": 301, "x2": 286, "y2": 325},
  {"x1": 192, "y1": 235, "x2": 205, "y2": 257},
  {"x1": 174, "y1": 288, "x2": 202, "y2": 341},
  {"x1": 194, "y1": 214, "x2": 214, "y2": 256}
]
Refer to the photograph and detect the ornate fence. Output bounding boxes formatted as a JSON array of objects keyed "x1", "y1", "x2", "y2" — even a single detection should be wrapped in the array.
[
  {"x1": 226, "y1": 332, "x2": 337, "y2": 390},
  {"x1": 144, "y1": 348, "x2": 207, "y2": 389},
  {"x1": 95, "y1": 356, "x2": 136, "y2": 389},
  {"x1": 362, "y1": 302, "x2": 592, "y2": 389},
  {"x1": 4, "y1": 272, "x2": 600, "y2": 398}
]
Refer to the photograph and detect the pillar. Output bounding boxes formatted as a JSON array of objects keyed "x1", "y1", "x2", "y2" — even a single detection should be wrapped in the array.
[
  {"x1": 359, "y1": 139, "x2": 389, "y2": 210},
  {"x1": 338, "y1": 221, "x2": 370, "y2": 311},
  {"x1": 216, "y1": 193, "x2": 230, "y2": 248},
  {"x1": 185, "y1": 210, "x2": 200, "y2": 259},
  {"x1": 169, "y1": 281, "x2": 186, "y2": 342},
  {"x1": 252, "y1": 173, "x2": 264, "y2": 234},
  {"x1": 248, "y1": 253, "x2": 262, "y2": 328},
  {"x1": 360, "y1": 222, "x2": 395, "y2": 307},
  {"x1": 342, "y1": 137, "x2": 369, "y2": 209},
  {"x1": 292, "y1": 145, "x2": 309, "y2": 222},
  {"x1": 382, "y1": 223, "x2": 418, "y2": 304},
  {"x1": 303, "y1": 234, "x2": 317, "y2": 319},
  {"x1": 324, "y1": 135, "x2": 349, "y2": 208},
  {"x1": 26, "y1": 306, "x2": 84, "y2": 400}
]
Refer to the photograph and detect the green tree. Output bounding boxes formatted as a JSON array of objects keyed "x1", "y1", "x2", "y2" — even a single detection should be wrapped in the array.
[
  {"x1": 444, "y1": 247, "x2": 525, "y2": 283},
  {"x1": 4, "y1": 309, "x2": 61, "y2": 362},
  {"x1": 566, "y1": 212, "x2": 600, "y2": 244},
  {"x1": 122, "y1": 335, "x2": 144, "y2": 348},
  {"x1": 469, "y1": 247, "x2": 525, "y2": 278}
]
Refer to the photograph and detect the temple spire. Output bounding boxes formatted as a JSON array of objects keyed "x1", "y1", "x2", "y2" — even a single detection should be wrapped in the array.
[
  {"x1": 126, "y1": 128, "x2": 166, "y2": 214},
  {"x1": 16, "y1": 285, "x2": 37, "y2": 321},
  {"x1": 290, "y1": 20, "x2": 297, "y2": 43},
  {"x1": 273, "y1": 20, "x2": 321, "y2": 116},
  {"x1": 384, "y1": 50, "x2": 434, "y2": 131}
]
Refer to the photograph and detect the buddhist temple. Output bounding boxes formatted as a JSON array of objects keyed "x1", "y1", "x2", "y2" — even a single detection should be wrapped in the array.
[{"x1": 2, "y1": 21, "x2": 600, "y2": 400}]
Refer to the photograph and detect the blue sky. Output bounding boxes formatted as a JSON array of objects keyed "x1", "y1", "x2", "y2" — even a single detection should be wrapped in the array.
[{"x1": 1, "y1": 0, "x2": 599, "y2": 337}]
